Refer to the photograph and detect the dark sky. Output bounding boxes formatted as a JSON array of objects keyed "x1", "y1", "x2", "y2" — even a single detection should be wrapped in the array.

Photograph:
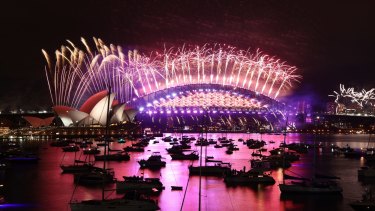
[{"x1": 1, "y1": 0, "x2": 375, "y2": 109}]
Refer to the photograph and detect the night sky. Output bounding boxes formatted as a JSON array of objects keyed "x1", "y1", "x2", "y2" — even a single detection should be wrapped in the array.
[{"x1": 1, "y1": 0, "x2": 374, "y2": 110}]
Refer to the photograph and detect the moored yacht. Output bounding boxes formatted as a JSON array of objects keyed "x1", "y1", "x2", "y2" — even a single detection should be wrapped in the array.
[
  {"x1": 224, "y1": 168, "x2": 275, "y2": 185},
  {"x1": 138, "y1": 152, "x2": 166, "y2": 169},
  {"x1": 60, "y1": 160, "x2": 95, "y2": 173},
  {"x1": 189, "y1": 162, "x2": 231, "y2": 176},
  {"x1": 116, "y1": 176, "x2": 164, "y2": 194},
  {"x1": 170, "y1": 151, "x2": 199, "y2": 160}
]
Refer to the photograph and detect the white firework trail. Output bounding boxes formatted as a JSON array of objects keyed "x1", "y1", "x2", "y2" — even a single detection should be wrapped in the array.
[
  {"x1": 329, "y1": 84, "x2": 375, "y2": 108},
  {"x1": 43, "y1": 38, "x2": 300, "y2": 108}
]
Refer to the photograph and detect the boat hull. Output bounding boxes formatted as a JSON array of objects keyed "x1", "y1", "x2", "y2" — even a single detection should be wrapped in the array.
[
  {"x1": 279, "y1": 184, "x2": 343, "y2": 194},
  {"x1": 70, "y1": 199, "x2": 159, "y2": 211},
  {"x1": 189, "y1": 166, "x2": 231, "y2": 176},
  {"x1": 116, "y1": 182, "x2": 163, "y2": 194},
  {"x1": 224, "y1": 175, "x2": 275, "y2": 185}
]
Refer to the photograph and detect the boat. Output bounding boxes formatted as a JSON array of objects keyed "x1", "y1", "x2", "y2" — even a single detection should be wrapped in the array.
[
  {"x1": 116, "y1": 176, "x2": 164, "y2": 194},
  {"x1": 74, "y1": 167, "x2": 115, "y2": 185},
  {"x1": 138, "y1": 152, "x2": 166, "y2": 169},
  {"x1": 166, "y1": 145, "x2": 190, "y2": 154},
  {"x1": 70, "y1": 88, "x2": 159, "y2": 210},
  {"x1": 171, "y1": 186, "x2": 183, "y2": 190},
  {"x1": 224, "y1": 168, "x2": 275, "y2": 186},
  {"x1": 94, "y1": 151, "x2": 130, "y2": 161},
  {"x1": 83, "y1": 147, "x2": 100, "y2": 155},
  {"x1": 189, "y1": 162, "x2": 231, "y2": 176},
  {"x1": 350, "y1": 188, "x2": 375, "y2": 211},
  {"x1": 60, "y1": 149, "x2": 95, "y2": 173},
  {"x1": 225, "y1": 149, "x2": 233, "y2": 154},
  {"x1": 117, "y1": 138, "x2": 126, "y2": 143},
  {"x1": 62, "y1": 145, "x2": 80, "y2": 152},
  {"x1": 214, "y1": 144, "x2": 223, "y2": 148},
  {"x1": 124, "y1": 146, "x2": 145, "y2": 152},
  {"x1": 170, "y1": 151, "x2": 199, "y2": 160},
  {"x1": 61, "y1": 160, "x2": 95, "y2": 173}
]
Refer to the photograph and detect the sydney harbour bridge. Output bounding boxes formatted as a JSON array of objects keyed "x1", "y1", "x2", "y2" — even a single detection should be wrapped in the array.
[{"x1": 42, "y1": 38, "x2": 300, "y2": 132}]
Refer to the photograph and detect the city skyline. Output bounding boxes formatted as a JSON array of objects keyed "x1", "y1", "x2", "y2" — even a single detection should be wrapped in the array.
[{"x1": 1, "y1": 1, "x2": 374, "y2": 109}]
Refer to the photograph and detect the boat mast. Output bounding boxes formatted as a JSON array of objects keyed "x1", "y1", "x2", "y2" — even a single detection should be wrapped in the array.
[
  {"x1": 282, "y1": 116, "x2": 288, "y2": 185},
  {"x1": 102, "y1": 86, "x2": 111, "y2": 201},
  {"x1": 313, "y1": 127, "x2": 317, "y2": 181}
]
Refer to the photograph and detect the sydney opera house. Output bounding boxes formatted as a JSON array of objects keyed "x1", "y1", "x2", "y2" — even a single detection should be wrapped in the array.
[{"x1": 52, "y1": 91, "x2": 136, "y2": 127}]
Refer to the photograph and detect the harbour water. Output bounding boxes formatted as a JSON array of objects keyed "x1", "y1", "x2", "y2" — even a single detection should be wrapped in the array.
[{"x1": 1, "y1": 133, "x2": 372, "y2": 211}]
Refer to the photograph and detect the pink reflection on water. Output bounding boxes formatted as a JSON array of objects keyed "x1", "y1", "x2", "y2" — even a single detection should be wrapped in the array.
[{"x1": 26, "y1": 132, "x2": 362, "y2": 210}]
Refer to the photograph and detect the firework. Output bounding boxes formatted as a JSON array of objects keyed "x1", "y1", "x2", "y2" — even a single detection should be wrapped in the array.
[
  {"x1": 43, "y1": 38, "x2": 300, "y2": 108},
  {"x1": 329, "y1": 84, "x2": 375, "y2": 108}
]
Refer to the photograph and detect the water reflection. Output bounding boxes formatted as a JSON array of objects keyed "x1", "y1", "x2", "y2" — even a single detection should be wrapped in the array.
[{"x1": 1, "y1": 133, "x2": 371, "y2": 210}]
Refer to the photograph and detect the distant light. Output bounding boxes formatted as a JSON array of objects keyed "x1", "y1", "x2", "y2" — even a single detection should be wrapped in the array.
[
  {"x1": 139, "y1": 107, "x2": 144, "y2": 112},
  {"x1": 213, "y1": 110, "x2": 217, "y2": 114},
  {"x1": 193, "y1": 110, "x2": 198, "y2": 114},
  {"x1": 174, "y1": 110, "x2": 178, "y2": 114},
  {"x1": 146, "y1": 103, "x2": 152, "y2": 107},
  {"x1": 199, "y1": 110, "x2": 203, "y2": 114},
  {"x1": 167, "y1": 110, "x2": 171, "y2": 114},
  {"x1": 187, "y1": 110, "x2": 191, "y2": 114},
  {"x1": 160, "y1": 110, "x2": 164, "y2": 114},
  {"x1": 172, "y1": 93, "x2": 177, "y2": 97},
  {"x1": 181, "y1": 110, "x2": 185, "y2": 114}
]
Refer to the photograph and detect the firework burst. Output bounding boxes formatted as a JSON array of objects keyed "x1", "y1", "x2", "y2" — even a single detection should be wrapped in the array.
[
  {"x1": 329, "y1": 84, "x2": 375, "y2": 108},
  {"x1": 43, "y1": 38, "x2": 300, "y2": 108}
]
